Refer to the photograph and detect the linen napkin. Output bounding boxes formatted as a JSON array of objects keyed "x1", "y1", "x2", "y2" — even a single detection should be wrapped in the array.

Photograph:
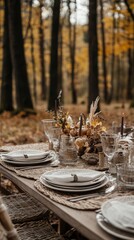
[
  {"x1": 45, "y1": 171, "x2": 104, "y2": 183},
  {"x1": 2, "y1": 150, "x2": 50, "y2": 161},
  {"x1": 104, "y1": 200, "x2": 134, "y2": 229}
]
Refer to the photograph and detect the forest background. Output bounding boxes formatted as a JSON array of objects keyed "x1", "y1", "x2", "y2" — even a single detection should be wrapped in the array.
[{"x1": 0, "y1": 0, "x2": 134, "y2": 146}]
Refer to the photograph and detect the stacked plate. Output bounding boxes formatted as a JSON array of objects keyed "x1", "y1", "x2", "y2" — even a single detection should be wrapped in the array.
[
  {"x1": 1, "y1": 150, "x2": 54, "y2": 166},
  {"x1": 96, "y1": 196, "x2": 134, "y2": 240},
  {"x1": 40, "y1": 169, "x2": 108, "y2": 192}
]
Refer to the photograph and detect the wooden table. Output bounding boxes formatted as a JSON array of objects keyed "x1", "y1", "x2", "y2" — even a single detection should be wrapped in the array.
[{"x1": 0, "y1": 164, "x2": 117, "y2": 240}]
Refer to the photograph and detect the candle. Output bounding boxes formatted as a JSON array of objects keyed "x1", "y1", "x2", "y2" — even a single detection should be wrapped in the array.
[
  {"x1": 79, "y1": 114, "x2": 83, "y2": 136},
  {"x1": 54, "y1": 100, "x2": 57, "y2": 119},
  {"x1": 121, "y1": 113, "x2": 124, "y2": 137}
]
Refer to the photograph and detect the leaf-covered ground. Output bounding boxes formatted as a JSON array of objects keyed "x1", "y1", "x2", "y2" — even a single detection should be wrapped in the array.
[{"x1": 1, "y1": 102, "x2": 134, "y2": 146}]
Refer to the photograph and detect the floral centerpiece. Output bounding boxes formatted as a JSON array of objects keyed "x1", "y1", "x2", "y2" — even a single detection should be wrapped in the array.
[{"x1": 51, "y1": 92, "x2": 106, "y2": 159}]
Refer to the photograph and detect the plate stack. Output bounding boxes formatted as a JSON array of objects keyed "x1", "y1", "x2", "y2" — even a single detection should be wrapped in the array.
[
  {"x1": 1, "y1": 150, "x2": 54, "y2": 166},
  {"x1": 40, "y1": 169, "x2": 108, "y2": 192},
  {"x1": 96, "y1": 196, "x2": 134, "y2": 240}
]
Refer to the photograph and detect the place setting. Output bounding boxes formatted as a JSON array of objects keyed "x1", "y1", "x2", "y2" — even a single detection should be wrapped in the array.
[
  {"x1": 39, "y1": 168, "x2": 108, "y2": 193},
  {"x1": 0, "y1": 149, "x2": 57, "y2": 170},
  {"x1": 96, "y1": 195, "x2": 134, "y2": 240}
]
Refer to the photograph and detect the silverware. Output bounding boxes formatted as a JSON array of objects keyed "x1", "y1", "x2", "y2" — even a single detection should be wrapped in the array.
[{"x1": 67, "y1": 183, "x2": 117, "y2": 202}]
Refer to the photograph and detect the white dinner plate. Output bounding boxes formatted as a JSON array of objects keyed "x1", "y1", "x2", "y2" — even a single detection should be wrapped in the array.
[
  {"x1": 96, "y1": 213, "x2": 134, "y2": 240},
  {"x1": 101, "y1": 196, "x2": 134, "y2": 234},
  {"x1": 1, "y1": 155, "x2": 53, "y2": 166},
  {"x1": 39, "y1": 175, "x2": 108, "y2": 192},
  {"x1": 2, "y1": 150, "x2": 49, "y2": 161},
  {"x1": 41, "y1": 169, "x2": 105, "y2": 187},
  {"x1": 44, "y1": 175, "x2": 106, "y2": 188}
]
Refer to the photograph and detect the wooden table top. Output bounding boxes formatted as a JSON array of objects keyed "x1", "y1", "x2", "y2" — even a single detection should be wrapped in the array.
[{"x1": 0, "y1": 163, "x2": 116, "y2": 240}]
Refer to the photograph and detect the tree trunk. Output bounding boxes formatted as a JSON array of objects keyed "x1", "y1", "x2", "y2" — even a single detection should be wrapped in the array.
[
  {"x1": 67, "y1": 0, "x2": 77, "y2": 104},
  {"x1": 48, "y1": 0, "x2": 61, "y2": 110},
  {"x1": 109, "y1": 3, "x2": 115, "y2": 103},
  {"x1": 115, "y1": 55, "x2": 121, "y2": 101},
  {"x1": 126, "y1": 48, "x2": 132, "y2": 100},
  {"x1": 39, "y1": 0, "x2": 46, "y2": 101},
  {"x1": 58, "y1": 18, "x2": 64, "y2": 102},
  {"x1": 30, "y1": 25, "x2": 37, "y2": 103},
  {"x1": 88, "y1": 0, "x2": 99, "y2": 112},
  {"x1": 100, "y1": 0, "x2": 108, "y2": 103},
  {"x1": 0, "y1": 0, "x2": 13, "y2": 111},
  {"x1": 8, "y1": 0, "x2": 33, "y2": 111}
]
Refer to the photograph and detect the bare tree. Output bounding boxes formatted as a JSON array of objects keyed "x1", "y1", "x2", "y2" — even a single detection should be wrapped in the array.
[
  {"x1": 67, "y1": 0, "x2": 77, "y2": 104},
  {"x1": 8, "y1": 0, "x2": 33, "y2": 111},
  {"x1": 39, "y1": 0, "x2": 46, "y2": 101},
  {"x1": 48, "y1": 0, "x2": 61, "y2": 110},
  {"x1": 88, "y1": 0, "x2": 99, "y2": 112},
  {"x1": 0, "y1": 0, "x2": 13, "y2": 111},
  {"x1": 100, "y1": 0, "x2": 108, "y2": 103}
]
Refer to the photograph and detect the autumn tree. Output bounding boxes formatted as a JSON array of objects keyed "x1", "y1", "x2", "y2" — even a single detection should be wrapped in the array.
[
  {"x1": 0, "y1": 0, "x2": 13, "y2": 111},
  {"x1": 8, "y1": 0, "x2": 33, "y2": 111},
  {"x1": 67, "y1": 0, "x2": 77, "y2": 104},
  {"x1": 88, "y1": 0, "x2": 99, "y2": 112},
  {"x1": 100, "y1": 0, "x2": 108, "y2": 103},
  {"x1": 48, "y1": 0, "x2": 61, "y2": 110},
  {"x1": 39, "y1": 0, "x2": 46, "y2": 101}
]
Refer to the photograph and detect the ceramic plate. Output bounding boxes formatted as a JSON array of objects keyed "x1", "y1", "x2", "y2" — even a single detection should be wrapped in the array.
[
  {"x1": 1, "y1": 155, "x2": 53, "y2": 166},
  {"x1": 96, "y1": 213, "x2": 134, "y2": 240},
  {"x1": 101, "y1": 196, "x2": 134, "y2": 233},
  {"x1": 41, "y1": 169, "x2": 105, "y2": 187},
  {"x1": 39, "y1": 175, "x2": 109, "y2": 192},
  {"x1": 44, "y1": 175, "x2": 106, "y2": 188},
  {"x1": 2, "y1": 150, "x2": 49, "y2": 161}
]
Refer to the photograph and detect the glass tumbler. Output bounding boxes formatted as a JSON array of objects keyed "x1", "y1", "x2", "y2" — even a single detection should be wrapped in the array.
[
  {"x1": 116, "y1": 163, "x2": 134, "y2": 192},
  {"x1": 59, "y1": 135, "x2": 78, "y2": 165}
]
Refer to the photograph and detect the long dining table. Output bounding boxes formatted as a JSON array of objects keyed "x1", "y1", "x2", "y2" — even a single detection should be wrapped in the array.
[{"x1": 0, "y1": 143, "x2": 126, "y2": 240}]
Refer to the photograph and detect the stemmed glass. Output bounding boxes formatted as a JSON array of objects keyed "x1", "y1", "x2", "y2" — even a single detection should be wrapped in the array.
[
  {"x1": 100, "y1": 133, "x2": 120, "y2": 175},
  {"x1": 41, "y1": 119, "x2": 61, "y2": 165}
]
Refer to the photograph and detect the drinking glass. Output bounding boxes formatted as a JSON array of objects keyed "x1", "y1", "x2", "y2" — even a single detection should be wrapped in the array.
[
  {"x1": 101, "y1": 133, "x2": 120, "y2": 175},
  {"x1": 41, "y1": 119, "x2": 61, "y2": 151},
  {"x1": 42, "y1": 119, "x2": 61, "y2": 160},
  {"x1": 116, "y1": 163, "x2": 134, "y2": 192}
]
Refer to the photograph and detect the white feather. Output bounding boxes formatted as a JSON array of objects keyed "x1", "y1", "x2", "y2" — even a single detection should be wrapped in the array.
[{"x1": 89, "y1": 96, "x2": 100, "y2": 124}]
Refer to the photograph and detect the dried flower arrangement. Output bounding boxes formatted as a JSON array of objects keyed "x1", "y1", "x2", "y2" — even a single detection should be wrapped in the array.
[{"x1": 50, "y1": 92, "x2": 106, "y2": 157}]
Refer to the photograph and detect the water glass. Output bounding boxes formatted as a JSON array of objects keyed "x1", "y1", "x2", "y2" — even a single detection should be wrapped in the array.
[
  {"x1": 59, "y1": 135, "x2": 78, "y2": 165},
  {"x1": 129, "y1": 144, "x2": 134, "y2": 165},
  {"x1": 41, "y1": 119, "x2": 61, "y2": 150},
  {"x1": 101, "y1": 133, "x2": 120, "y2": 174},
  {"x1": 116, "y1": 163, "x2": 134, "y2": 192}
]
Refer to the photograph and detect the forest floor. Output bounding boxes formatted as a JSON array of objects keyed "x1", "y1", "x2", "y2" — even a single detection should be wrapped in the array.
[{"x1": 1, "y1": 101, "x2": 134, "y2": 146}]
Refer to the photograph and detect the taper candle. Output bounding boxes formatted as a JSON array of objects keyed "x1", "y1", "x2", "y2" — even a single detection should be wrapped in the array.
[{"x1": 121, "y1": 113, "x2": 124, "y2": 137}]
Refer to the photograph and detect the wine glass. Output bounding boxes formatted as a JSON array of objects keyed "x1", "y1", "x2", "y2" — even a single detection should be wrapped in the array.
[
  {"x1": 100, "y1": 133, "x2": 120, "y2": 175},
  {"x1": 41, "y1": 119, "x2": 61, "y2": 153},
  {"x1": 41, "y1": 119, "x2": 57, "y2": 148}
]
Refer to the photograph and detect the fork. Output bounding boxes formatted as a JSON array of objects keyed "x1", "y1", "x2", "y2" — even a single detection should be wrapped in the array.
[{"x1": 67, "y1": 183, "x2": 117, "y2": 202}]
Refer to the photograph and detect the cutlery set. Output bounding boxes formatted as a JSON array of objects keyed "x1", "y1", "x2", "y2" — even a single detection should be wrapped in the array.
[{"x1": 67, "y1": 183, "x2": 117, "y2": 202}]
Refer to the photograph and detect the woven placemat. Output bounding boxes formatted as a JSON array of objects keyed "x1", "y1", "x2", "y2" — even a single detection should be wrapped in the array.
[{"x1": 34, "y1": 180, "x2": 134, "y2": 210}]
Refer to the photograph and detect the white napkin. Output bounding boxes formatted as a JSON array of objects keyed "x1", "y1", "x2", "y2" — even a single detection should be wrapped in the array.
[
  {"x1": 2, "y1": 150, "x2": 50, "y2": 161},
  {"x1": 45, "y1": 172, "x2": 103, "y2": 183},
  {"x1": 105, "y1": 200, "x2": 134, "y2": 229}
]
